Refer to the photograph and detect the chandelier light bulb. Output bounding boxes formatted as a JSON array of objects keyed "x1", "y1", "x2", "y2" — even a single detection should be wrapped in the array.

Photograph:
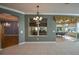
[
  {"x1": 35, "y1": 27, "x2": 38, "y2": 31},
  {"x1": 39, "y1": 17, "x2": 43, "y2": 21},
  {"x1": 33, "y1": 17, "x2": 36, "y2": 20},
  {"x1": 36, "y1": 16, "x2": 39, "y2": 19}
]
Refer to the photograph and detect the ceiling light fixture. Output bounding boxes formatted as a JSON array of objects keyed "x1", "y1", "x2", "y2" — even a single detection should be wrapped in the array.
[{"x1": 33, "y1": 5, "x2": 43, "y2": 21}]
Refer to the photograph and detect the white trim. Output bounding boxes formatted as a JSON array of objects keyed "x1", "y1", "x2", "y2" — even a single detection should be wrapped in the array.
[
  {"x1": 25, "y1": 13, "x2": 79, "y2": 16},
  {"x1": 19, "y1": 42, "x2": 56, "y2": 45},
  {"x1": 19, "y1": 42, "x2": 26, "y2": 45},
  {"x1": 26, "y1": 42, "x2": 56, "y2": 43},
  {"x1": 0, "y1": 5, "x2": 25, "y2": 14}
]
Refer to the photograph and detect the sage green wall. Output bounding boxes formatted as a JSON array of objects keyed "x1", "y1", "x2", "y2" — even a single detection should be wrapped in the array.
[
  {"x1": 25, "y1": 15, "x2": 56, "y2": 42},
  {"x1": 77, "y1": 19, "x2": 79, "y2": 40},
  {"x1": 18, "y1": 15, "x2": 26, "y2": 43},
  {"x1": 77, "y1": 33, "x2": 79, "y2": 39},
  {"x1": 0, "y1": 8, "x2": 26, "y2": 48}
]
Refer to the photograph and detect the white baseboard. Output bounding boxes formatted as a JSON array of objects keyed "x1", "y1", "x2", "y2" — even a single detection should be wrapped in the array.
[
  {"x1": 19, "y1": 42, "x2": 56, "y2": 45},
  {"x1": 19, "y1": 42, "x2": 26, "y2": 45},
  {"x1": 26, "y1": 42, "x2": 56, "y2": 43}
]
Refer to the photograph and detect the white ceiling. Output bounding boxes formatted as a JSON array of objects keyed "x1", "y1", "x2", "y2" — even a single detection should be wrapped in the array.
[{"x1": 0, "y1": 3, "x2": 79, "y2": 15}]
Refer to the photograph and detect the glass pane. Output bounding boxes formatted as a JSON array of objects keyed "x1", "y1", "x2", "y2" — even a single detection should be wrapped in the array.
[
  {"x1": 30, "y1": 27, "x2": 38, "y2": 35},
  {"x1": 39, "y1": 27, "x2": 47, "y2": 35},
  {"x1": 3, "y1": 21, "x2": 18, "y2": 35},
  {"x1": 39, "y1": 18, "x2": 47, "y2": 27},
  {"x1": 29, "y1": 18, "x2": 37, "y2": 26}
]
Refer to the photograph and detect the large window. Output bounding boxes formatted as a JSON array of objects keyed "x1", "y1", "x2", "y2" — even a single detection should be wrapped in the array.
[{"x1": 28, "y1": 17, "x2": 47, "y2": 37}]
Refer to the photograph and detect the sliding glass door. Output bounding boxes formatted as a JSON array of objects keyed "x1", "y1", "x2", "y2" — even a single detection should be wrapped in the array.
[{"x1": 54, "y1": 16, "x2": 77, "y2": 42}]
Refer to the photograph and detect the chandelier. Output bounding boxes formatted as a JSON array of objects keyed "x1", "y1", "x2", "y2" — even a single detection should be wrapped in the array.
[{"x1": 33, "y1": 5, "x2": 43, "y2": 22}]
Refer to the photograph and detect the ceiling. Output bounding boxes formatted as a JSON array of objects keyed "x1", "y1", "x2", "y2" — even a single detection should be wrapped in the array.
[{"x1": 1, "y1": 3, "x2": 79, "y2": 14}]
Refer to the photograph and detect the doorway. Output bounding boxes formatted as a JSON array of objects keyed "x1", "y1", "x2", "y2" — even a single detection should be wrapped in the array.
[
  {"x1": 54, "y1": 16, "x2": 77, "y2": 42},
  {"x1": 0, "y1": 13, "x2": 19, "y2": 48}
]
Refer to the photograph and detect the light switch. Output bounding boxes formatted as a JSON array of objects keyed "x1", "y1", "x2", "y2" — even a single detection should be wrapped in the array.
[
  {"x1": 52, "y1": 30, "x2": 55, "y2": 32},
  {"x1": 20, "y1": 30, "x2": 23, "y2": 34}
]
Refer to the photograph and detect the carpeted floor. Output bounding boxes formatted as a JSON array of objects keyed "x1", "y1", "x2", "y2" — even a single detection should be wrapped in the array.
[{"x1": 0, "y1": 41, "x2": 79, "y2": 55}]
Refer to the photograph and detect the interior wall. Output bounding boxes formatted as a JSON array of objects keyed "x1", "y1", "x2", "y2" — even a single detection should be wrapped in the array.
[
  {"x1": 1, "y1": 21, "x2": 18, "y2": 35},
  {"x1": 18, "y1": 14, "x2": 26, "y2": 43},
  {"x1": 25, "y1": 15, "x2": 56, "y2": 42},
  {"x1": 77, "y1": 19, "x2": 79, "y2": 40}
]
